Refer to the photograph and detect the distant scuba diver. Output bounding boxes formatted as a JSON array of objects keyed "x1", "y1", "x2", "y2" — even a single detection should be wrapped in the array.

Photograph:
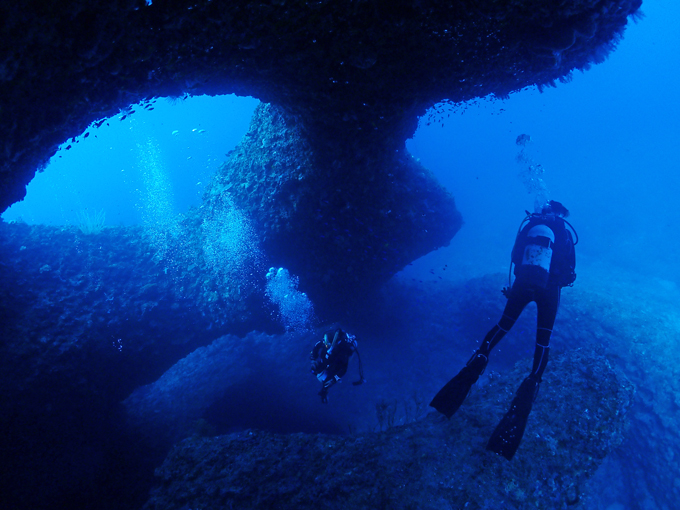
[
  {"x1": 310, "y1": 328, "x2": 365, "y2": 403},
  {"x1": 430, "y1": 200, "x2": 578, "y2": 460}
]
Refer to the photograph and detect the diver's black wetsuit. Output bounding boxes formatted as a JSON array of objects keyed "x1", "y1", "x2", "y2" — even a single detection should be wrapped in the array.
[
  {"x1": 479, "y1": 283, "x2": 560, "y2": 379},
  {"x1": 478, "y1": 212, "x2": 576, "y2": 379},
  {"x1": 430, "y1": 205, "x2": 577, "y2": 459},
  {"x1": 310, "y1": 341, "x2": 328, "y2": 371},
  {"x1": 311, "y1": 329, "x2": 356, "y2": 402}
]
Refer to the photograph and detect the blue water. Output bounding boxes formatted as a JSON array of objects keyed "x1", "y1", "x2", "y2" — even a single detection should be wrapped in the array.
[
  {"x1": 405, "y1": 0, "x2": 680, "y2": 283},
  {"x1": 3, "y1": 95, "x2": 258, "y2": 227}
]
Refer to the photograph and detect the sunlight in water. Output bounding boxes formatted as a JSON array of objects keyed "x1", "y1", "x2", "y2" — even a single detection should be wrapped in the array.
[
  {"x1": 136, "y1": 137, "x2": 180, "y2": 260},
  {"x1": 202, "y1": 195, "x2": 263, "y2": 297}
]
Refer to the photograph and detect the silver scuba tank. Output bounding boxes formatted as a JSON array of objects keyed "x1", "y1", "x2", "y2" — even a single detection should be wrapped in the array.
[{"x1": 520, "y1": 224, "x2": 555, "y2": 287}]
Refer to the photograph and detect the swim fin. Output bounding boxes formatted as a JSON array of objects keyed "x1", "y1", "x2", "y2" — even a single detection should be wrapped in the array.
[
  {"x1": 486, "y1": 375, "x2": 540, "y2": 460},
  {"x1": 430, "y1": 353, "x2": 488, "y2": 418}
]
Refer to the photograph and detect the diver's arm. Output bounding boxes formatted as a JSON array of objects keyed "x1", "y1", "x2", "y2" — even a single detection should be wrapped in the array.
[
  {"x1": 311, "y1": 341, "x2": 324, "y2": 360},
  {"x1": 327, "y1": 329, "x2": 342, "y2": 356}
]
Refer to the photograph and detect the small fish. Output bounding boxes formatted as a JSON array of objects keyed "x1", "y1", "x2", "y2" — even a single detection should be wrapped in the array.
[
  {"x1": 172, "y1": 130, "x2": 179, "y2": 135},
  {"x1": 84, "y1": 132, "x2": 90, "y2": 138},
  {"x1": 120, "y1": 115, "x2": 127, "y2": 121},
  {"x1": 65, "y1": 145, "x2": 72, "y2": 150}
]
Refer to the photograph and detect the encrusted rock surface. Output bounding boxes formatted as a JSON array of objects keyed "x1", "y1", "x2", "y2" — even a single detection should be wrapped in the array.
[
  {"x1": 143, "y1": 348, "x2": 634, "y2": 510},
  {"x1": 0, "y1": 220, "x2": 268, "y2": 509},
  {"x1": 204, "y1": 103, "x2": 462, "y2": 309},
  {"x1": 4, "y1": 241, "x2": 680, "y2": 509},
  {"x1": 0, "y1": 220, "x2": 264, "y2": 397}
]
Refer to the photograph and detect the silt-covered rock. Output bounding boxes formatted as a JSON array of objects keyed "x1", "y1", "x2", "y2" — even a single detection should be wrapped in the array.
[{"x1": 144, "y1": 348, "x2": 633, "y2": 510}]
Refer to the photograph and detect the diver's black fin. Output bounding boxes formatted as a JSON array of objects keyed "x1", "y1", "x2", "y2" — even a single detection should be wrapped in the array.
[
  {"x1": 486, "y1": 376, "x2": 540, "y2": 460},
  {"x1": 430, "y1": 353, "x2": 488, "y2": 418}
]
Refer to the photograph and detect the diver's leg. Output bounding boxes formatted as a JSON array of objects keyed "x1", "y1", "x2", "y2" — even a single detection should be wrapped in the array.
[
  {"x1": 430, "y1": 287, "x2": 531, "y2": 418},
  {"x1": 486, "y1": 373, "x2": 540, "y2": 460},
  {"x1": 479, "y1": 285, "x2": 532, "y2": 355},
  {"x1": 530, "y1": 284, "x2": 560, "y2": 379},
  {"x1": 318, "y1": 362, "x2": 337, "y2": 403},
  {"x1": 319, "y1": 376, "x2": 337, "y2": 403},
  {"x1": 487, "y1": 285, "x2": 561, "y2": 458}
]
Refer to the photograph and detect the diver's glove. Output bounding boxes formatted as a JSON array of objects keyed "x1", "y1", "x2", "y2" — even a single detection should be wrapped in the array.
[
  {"x1": 319, "y1": 388, "x2": 328, "y2": 404},
  {"x1": 501, "y1": 287, "x2": 511, "y2": 298}
]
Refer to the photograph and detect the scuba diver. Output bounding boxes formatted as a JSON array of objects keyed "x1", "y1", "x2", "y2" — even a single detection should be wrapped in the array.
[
  {"x1": 430, "y1": 200, "x2": 577, "y2": 460},
  {"x1": 310, "y1": 328, "x2": 365, "y2": 403}
]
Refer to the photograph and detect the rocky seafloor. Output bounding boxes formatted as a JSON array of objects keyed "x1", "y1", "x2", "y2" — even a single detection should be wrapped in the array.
[
  {"x1": 125, "y1": 271, "x2": 680, "y2": 510},
  {"x1": 142, "y1": 347, "x2": 633, "y2": 510},
  {"x1": 2, "y1": 186, "x2": 679, "y2": 510}
]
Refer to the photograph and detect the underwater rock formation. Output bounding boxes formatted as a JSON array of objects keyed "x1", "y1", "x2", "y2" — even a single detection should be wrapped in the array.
[
  {"x1": 3, "y1": 239, "x2": 680, "y2": 510},
  {"x1": 554, "y1": 275, "x2": 680, "y2": 510},
  {"x1": 123, "y1": 330, "x2": 321, "y2": 453},
  {"x1": 204, "y1": 103, "x2": 461, "y2": 310},
  {"x1": 0, "y1": 220, "x2": 270, "y2": 509},
  {"x1": 143, "y1": 347, "x2": 633, "y2": 510},
  {"x1": 0, "y1": 0, "x2": 642, "y2": 213},
  {"x1": 0, "y1": 220, "x2": 265, "y2": 398}
]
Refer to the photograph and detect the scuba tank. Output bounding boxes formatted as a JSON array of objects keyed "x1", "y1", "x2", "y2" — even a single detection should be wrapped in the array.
[
  {"x1": 505, "y1": 209, "x2": 579, "y2": 292},
  {"x1": 519, "y1": 224, "x2": 555, "y2": 288}
]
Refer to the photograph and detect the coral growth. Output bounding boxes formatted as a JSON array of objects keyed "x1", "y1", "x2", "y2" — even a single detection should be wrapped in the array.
[{"x1": 76, "y1": 209, "x2": 105, "y2": 234}]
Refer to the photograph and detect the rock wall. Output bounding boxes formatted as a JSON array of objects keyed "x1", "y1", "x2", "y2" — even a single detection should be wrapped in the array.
[
  {"x1": 0, "y1": 219, "x2": 265, "y2": 399},
  {"x1": 0, "y1": 219, "x2": 269, "y2": 509},
  {"x1": 203, "y1": 103, "x2": 462, "y2": 312}
]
